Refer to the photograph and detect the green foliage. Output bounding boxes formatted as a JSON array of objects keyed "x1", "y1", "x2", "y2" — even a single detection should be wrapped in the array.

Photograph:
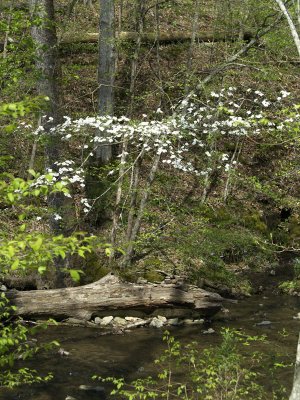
[
  {"x1": 0, "y1": 164, "x2": 96, "y2": 387},
  {"x1": 0, "y1": 9, "x2": 37, "y2": 102},
  {"x1": 0, "y1": 293, "x2": 58, "y2": 388},
  {"x1": 290, "y1": 258, "x2": 300, "y2": 280},
  {"x1": 0, "y1": 231, "x2": 94, "y2": 277},
  {"x1": 279, "y1": 258, "x2": 300, "y2": 294},
  {"x1": 164, "y1": 205, "x2": 274, "y2": 292},
  {"x1": 0, "y1": 171, "x2": 96, "y2": 280},
  {"x1": 94, "y1": 329, "x2": 287, "y2": 400}
]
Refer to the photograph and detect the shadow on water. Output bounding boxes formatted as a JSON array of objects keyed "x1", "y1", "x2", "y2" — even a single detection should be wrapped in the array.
[{"x1": 2, "y1": 285, "x2": 300, "y2": 400}]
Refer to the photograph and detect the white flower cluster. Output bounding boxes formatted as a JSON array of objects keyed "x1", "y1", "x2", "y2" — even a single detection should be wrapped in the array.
[
  {"x1": 30, "y1": 160, "x2": 86, "y2": 200},
  {"x1": 23, "y1": 87, "x2": 299, "y2": 215},
  {"x1": 80, "y1": 198, "x2": 92, "y2": 214},
  {"x1": 52, "y1": 115, "x2": 202, "y2": 175}
]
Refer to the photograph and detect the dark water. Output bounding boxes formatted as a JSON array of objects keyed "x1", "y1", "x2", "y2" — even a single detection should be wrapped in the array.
[{"x1": 2, "y1": 290, "x2": 300, "y2": 400}]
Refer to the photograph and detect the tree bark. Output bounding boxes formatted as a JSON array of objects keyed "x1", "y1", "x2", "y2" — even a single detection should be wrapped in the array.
[
  {"x1": 128, "y1": 0, "x2": 146, "y2": 116},
  {"x1": 7, "y1": 273, "x2": 223, "y2": 320},
  {"x1": 274, "y1": 0, "x2": 300, "y2": 57},
  {"x1": 290, "y1": 333, "x2": 300, "y2": 400},
  {"x1": 109, "y1": 137, "x2": 128, "y2": 263},
  {"x1": 30, "y1": 0, "x2": 62, "y2": 136},
  {"x1": 184, "y1": 0, "x2": 200, "y2": 94},
  {"x1": 29, "y1": 0, "x2": 63, "y2": 217},
  {"x1": 96, "y1": 0, "x2": 116, "y2": 163},
  {"x1": 29, "y1": 0, "x2": 66, "y2": 287}
]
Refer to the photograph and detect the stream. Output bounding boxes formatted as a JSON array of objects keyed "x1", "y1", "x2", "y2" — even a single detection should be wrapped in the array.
[{"x1": 2, "y1": 273, "x2": 300, "y2": 400}]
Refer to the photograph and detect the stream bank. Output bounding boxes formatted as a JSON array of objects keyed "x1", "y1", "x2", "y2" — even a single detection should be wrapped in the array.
[
  {"x1": 1, "y1": 261, "x2": 300, "y2": 400},
  {"x1": 2, "y1": 284, "x2": 300, "y2": 400}
]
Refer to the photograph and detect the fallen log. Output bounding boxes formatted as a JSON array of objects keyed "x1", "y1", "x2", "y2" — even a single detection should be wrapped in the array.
[
  {"x1": 0, "y1": 31, "x2": 254, "y2": 53},
  {"x1": 7, "y1": 273, "x2": 223, "y2": 320},
  {"x1": 61, "y1": 30, "x2": 253, "y2": 46}
]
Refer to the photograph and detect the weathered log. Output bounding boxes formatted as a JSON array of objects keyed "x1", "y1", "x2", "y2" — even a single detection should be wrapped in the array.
[
  {"x1": 0, "y1": 31, "x2": 254, "y2": 53},
  {"x1": 0, "y1": 0, "x2": 27, "y2": 10},
  {"x1": 7, "y1": 273, "x2": 223, "y2": 320},
  {"x1": 61, "y1": 30, "x2": 253, "y2": 46}
]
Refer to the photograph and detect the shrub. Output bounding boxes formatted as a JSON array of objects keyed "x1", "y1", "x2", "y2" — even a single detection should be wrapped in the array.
[{"x1": 94, "y1": 329, "x2": 288, "y2": 400}]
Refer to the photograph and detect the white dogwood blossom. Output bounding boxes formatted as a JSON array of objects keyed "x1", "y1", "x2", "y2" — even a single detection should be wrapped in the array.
[{"x1": 22, "y1": 87, "x2": 299, "y2": 215}]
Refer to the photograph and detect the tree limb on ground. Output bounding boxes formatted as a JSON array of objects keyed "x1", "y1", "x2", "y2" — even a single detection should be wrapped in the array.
[
  {"x1": 7, "y1": 273, "x2": 223, "y2": 320},
  {"x1": 0, "y1": 31, "x2": 254, "y2": 53}
]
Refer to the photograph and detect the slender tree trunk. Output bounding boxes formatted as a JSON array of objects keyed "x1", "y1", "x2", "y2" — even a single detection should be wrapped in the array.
[
  {"x1": 128, "y1": 0, "x2": 145, "y2": 116},
  {"x1": 28, "y1": 137, "x2": 38, "y2": 178},
  {"x1": 290, "y1": 333, "x2": 300, "y2": 399},
  {"x1": 2, "y1": 5, "x2": 12, "y2": 59},
  {"x1": 83, "y1": 0, "x2": 93, "y2": 7},
  {"x1": 193, "y1": 10, "x2": 284, "y2": 90},
  {"x1": 122, "y1": 153, "x2": 161, "y2": 268},
  {"x1": 201, "y1": 140, "x2": 216, "y2": 204},
  {"x1": 274, "y1": 0, "x2": 300, "y2": 57},
  {"x1": 118, "y1": 0, "x2": 123, "y2": 32},
  {"x1": 96, "y1": 0, "x2": 116, "y2": 163},
  {"x1": 184, "y1": 0, "x2": 200, "y2": 94},
  {"x1": 154, "y1": 0, "x2": 164, "y2": 108},
  {"x1": 223, "y1": 139, "x2": 240, "y2": 203},
  {"x1": 109, "y1": 137, "x2": 128, "y2": 263},
  {"x1": 115, "y1": 0, "x2": 123, "y2": 69},
  {"x1": 67, "y1": 0, "x2": 78, "y2": 18},
  {"x1": 126, "y1": 151, "x2": 144, "y2": 242}
]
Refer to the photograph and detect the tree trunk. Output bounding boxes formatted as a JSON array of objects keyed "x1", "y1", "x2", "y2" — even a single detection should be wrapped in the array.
[
  {"x1": 184, "y1": 0, "x2": 200, "y2": 94},
  {"x1": 29, "y1": 0, "x2": 62, "y2": 184},
  {"x1": 122, "y1": 153, "x2": 161, "y2": 268},
  {"x1": 109, "y1": 137, "x2": 128, "y2": 263},
  {"x1": 7, "y1": 273, "x2": 223, "y2": 320},
  {"x1": 128, "y1": 0, "x2": 146, "y2": 115},
  {"x1": 30, "y1": 0, "x2": 62, "y2": 133},
  {"x1": 274, "y1": 0, "x2": 300, "y2": 57},
  {"x1": 96, "y1": 0, "x2": 116, "y2": 163},
  {"x1": 29, "y1": 0, "x2": 66, "y2": 286},
  {"x1": 290, "y1": 333, "x2": 300, "y2": 400}
]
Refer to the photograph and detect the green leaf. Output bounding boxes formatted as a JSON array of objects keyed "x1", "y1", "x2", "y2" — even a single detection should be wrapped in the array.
[
  {"x1": 28, "y1": 169, "x2": 36, "y2": 178},
  {"x1": 78, "y1": 249, "x2": 86, "y2": 258},
  {"x1": 7, "y1": 193, "x2": 14, "y2": 203},
  {"x1": 57, "y1": 249, "x2": 66, "y2": 259},
  {"x1": 11, "y1": 259, "x2": 20, "y2": 270},
  {"x1": 38, "y1": 266, "x2": 46, "y2": 274},
  {"x1": 45, "y1": 174, "x2": 53, "y2": 182},
  {"x1": 8, "y1": 103, "x2": 17, "y2": 111},
  {"x1": 18, "y1": 213, "x2": 26, "y2": 221},
  {"x1": 30, "y1": 237, "x2": 43, "y2": 251},
  {"x1": 69, "y1": 269, "x2": 82, "y2": 282},
  {"x1": 33, "y1": 189, "x2": 40, "y2": 196},
  {"x1": 19, "y1": 224, "x2": 26, "y2": 232},
  {"x1": 8, "y1": 246, "x2": 15, "y2": 257}
]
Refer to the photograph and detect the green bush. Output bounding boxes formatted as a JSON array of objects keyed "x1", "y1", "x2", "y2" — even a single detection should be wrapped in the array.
[
  {"x1": 0, "y1": 293, "x2": 58, "y2": 388},
  {"x1": 94, "y1": 329, "x2": 287, "y2": 400}
]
